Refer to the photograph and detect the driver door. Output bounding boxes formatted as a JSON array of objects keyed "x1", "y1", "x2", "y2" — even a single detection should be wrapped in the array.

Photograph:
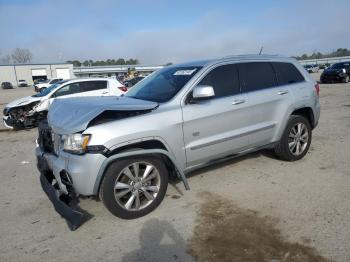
[{"x1": 182, "y1": 64, "x2": 249, "y2": 167}]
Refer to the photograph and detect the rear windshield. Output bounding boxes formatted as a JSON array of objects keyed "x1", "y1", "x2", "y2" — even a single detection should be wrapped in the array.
[{"x1": 126, "y1": 66, "x2": 202, "y2": 103}]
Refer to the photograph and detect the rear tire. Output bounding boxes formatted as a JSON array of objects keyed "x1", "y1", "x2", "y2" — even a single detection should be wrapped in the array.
[
  {"x1": 275, "y1": 115, "x2": 312, "y2": 161},
  {"x1": 100, "y1": 156, "x2": 168, "y2": 219}
]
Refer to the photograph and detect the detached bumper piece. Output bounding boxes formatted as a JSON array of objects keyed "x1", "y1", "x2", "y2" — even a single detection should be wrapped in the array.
[{"x1": 37, "y1": 156, "x2": 90, "y2": 231}]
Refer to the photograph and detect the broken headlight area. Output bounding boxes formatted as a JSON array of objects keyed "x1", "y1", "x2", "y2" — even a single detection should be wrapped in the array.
[
  {"x1": 4, "y1": 102, "x2": 47, "y2": 129},
  {"x1": 62, "y1": 134, "x2": 91, "y2": 155}
]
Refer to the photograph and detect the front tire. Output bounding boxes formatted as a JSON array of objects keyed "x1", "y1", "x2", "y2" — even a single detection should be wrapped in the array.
[
  {"x1": 100, "y1": 156, "x2": 168, "y2": 219},
  {"x1": 343, "y1": 75, "x2": 349, "y2": 83},
  {"x1": 275, "y1": 115, "x2": 312, "y2": 161}
]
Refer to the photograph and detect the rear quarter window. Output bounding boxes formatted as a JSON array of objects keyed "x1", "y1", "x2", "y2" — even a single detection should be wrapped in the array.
[
  {"x1": 272, "y1": 62, "x2": 305, "y2": 86},
  {"x1": 80, "y1": 81, "x2": 108, "y2": 92}
]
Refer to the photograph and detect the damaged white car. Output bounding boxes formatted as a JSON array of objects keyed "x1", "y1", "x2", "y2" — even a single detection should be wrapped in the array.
[{"x1": 3, "y1": 78, "x2": 127, "y2": 129}]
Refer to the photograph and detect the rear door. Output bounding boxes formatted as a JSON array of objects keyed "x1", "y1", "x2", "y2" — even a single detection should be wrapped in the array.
[
  {"x1": 237, "y1": 62, "x2": 297, "y2": 147},
  {"x1": 79, "y1": 80, "x2": 109, "y2": 96},
  {"x1": 182, "y1": 64, "x2": 249, "y2": 167}
]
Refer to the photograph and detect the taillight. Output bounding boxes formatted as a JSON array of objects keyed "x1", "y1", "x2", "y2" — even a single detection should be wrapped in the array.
[
  {"x1": 118, "y1": 86, "x2": 128, "y2": 92},
  {"x1": 314, "y1": 83, "x2": 320, "y2": 96}
]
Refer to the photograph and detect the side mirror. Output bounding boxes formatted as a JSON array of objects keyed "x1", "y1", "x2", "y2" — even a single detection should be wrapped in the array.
[{"x1": 192, "y1": 85, "x2": 215, "y2": 100}]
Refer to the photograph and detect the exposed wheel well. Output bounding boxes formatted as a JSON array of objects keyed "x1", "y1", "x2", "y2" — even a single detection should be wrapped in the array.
[
  {"x1": 291, "y1": 107, "x2": 315, "y2": 128},
  {"x1": 105, "y1": 139, "x2": 178, "y2": 178},
  {"x1": 108, "y1": 140, "x2": 167, "y2": 155},
  {"x1": 97, "y1": 142, "x2": 179, "y2": 196}
]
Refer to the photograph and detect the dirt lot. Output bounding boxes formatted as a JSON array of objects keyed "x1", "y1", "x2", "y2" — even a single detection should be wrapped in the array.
[{"x1": 0, "y1": 74, "x2": 350, "y2": 261}]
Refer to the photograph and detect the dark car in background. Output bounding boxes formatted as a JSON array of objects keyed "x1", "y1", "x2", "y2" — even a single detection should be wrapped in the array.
[
  {"x1": 1, "y1": 82, "x2": 14, "y2": 89},
  {"x1": 321, "y1": 62, "x2": 350, "y2": 83},
  {"x1": 124, "y1": 76, "x2": 145, "y2": 88}
]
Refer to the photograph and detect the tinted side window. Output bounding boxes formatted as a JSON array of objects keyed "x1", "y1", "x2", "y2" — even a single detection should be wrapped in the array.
[
  {"x1": 198, "y1": 64, "x2": 240, "y2": 98},
  {"x1": 54, "y1": 83, "x2": 81, "y2": 97},
  {"x1": 80, "y1": 81, "x2": 107, "y2": 92},
  {"x1": 272, "y1": 62, "x2": 304, "y2": 85},
  {"x1": 238, "y1": 62, "x2": 276, "y2": 92}
]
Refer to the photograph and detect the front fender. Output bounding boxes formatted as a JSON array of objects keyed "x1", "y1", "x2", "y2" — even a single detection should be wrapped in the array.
[{"x1": 92, "y1": 149, "x2": 190, "y2": 195}]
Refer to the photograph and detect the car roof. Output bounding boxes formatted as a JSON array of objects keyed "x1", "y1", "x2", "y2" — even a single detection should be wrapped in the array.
[
  {"x1": 173, "y1": 54, "x2": 296, "y2": 68},
  {"x1": 63, "y1": 77, "x2": 118, "y2": 83}
]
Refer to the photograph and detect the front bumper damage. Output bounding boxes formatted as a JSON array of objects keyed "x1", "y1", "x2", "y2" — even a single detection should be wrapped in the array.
[
  {"x1": 3, "y1": 104, "x2": 47, "y2": 129},
  {"x1": 37, "y1": 153, "x2": 91, "y2": 230}
]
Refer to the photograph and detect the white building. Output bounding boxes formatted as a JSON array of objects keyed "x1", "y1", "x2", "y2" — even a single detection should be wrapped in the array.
[
  {"x1": 73, "y1": 65, "x2": 164, "y2": 79},
  {"x1": 0, "y1": 63, "x2": 73, "y2": 86}
]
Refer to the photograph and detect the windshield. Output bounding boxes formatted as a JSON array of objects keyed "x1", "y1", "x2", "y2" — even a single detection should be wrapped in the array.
[
  {"x1": 32, "y1": 80, "x2": 68, "y2": 97},
  {"x1": 125, "y1": 66, "x2": 202, "y2": 102},
  {"x1": 330, "y1": 63, "x2": 348, "y2": 69}
]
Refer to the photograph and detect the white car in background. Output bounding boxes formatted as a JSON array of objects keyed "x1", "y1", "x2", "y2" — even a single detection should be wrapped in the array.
[
  {"x1": 3, "y1": 78, "x2": 127, "y2": 129},
  {"x1": 34, "y1": 78, "x2": 63, "y2": 92}
]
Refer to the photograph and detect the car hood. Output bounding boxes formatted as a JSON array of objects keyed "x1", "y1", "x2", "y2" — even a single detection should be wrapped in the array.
[
  {"x1": 323, "y1": 68, "x2": 343, "y2": 74},
  {"x1": 6, "y1": 95, "x2": 42, "y2": 108},
  {"x1": 48, "y1": 96, "x2": 158, "y2": 134}
]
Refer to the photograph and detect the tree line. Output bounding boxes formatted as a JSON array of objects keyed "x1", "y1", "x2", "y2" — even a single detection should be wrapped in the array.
[
  {"x1": 0, "y1": 48, "x2": 32, "y2": 63},
  {"x1": 1, "y1": 47, "x2": 350, "y2": 65},
  {"x1": 67, "y1": 58, "x2": 139, "y2": 67},
  {"x1": 294, "y1": 48, "x2": 350, "y2": 60}
]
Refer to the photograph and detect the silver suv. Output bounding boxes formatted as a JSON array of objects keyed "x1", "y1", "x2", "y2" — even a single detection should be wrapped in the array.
[{"x1": 36, "y1": 55, "x2": 320, "y2": 230}]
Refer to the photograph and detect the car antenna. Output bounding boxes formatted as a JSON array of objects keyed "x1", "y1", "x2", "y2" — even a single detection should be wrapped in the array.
[{"x1": 259, "y1": 46, "x2": 264, "y2": 55}]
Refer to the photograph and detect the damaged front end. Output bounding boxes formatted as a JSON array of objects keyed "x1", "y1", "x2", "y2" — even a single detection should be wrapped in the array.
[
  {"x1": 37, "y1": 121, "x2": 91, "y2": 230},
  {"x1": 3, "y1": 101, "x2": 47, "y2": 129}
]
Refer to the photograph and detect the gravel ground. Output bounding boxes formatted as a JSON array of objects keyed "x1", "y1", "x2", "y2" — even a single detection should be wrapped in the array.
[{"x1": 0, "y1": 74, "x2": 349, "y2": 261}]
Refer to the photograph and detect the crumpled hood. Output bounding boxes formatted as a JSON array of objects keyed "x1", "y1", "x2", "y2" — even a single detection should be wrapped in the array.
[
  {"x1": 48, "y1": 96, "x2": 158, "y2": 134},
  {"x1": 6, "y1": 95, "x2": 41, "y2": 108}
]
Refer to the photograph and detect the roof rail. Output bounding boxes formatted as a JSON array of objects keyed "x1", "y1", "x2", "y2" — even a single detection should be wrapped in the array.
[{"x1": 221, "y1": 54, "x2": 283, "y2": 60}]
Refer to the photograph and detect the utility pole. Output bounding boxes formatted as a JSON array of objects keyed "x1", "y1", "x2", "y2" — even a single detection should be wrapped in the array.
[
  {"x1": 13, "y1": 65, "x2": 18, "y2": 87},
  {"x1": 259, "y1": 46, "x2": 264, "y2": 55}
]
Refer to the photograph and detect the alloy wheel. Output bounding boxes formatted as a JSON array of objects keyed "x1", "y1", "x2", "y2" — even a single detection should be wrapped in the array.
[
  {"x1": 288, "y1": 123, "x2": 309, "y2": 156},
  {"x1": 114, "y1": 161, "x2": 161, "y2": 211}
]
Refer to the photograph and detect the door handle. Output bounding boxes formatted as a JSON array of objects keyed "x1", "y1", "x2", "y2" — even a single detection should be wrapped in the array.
[
  {"x1": 102, "y1": 91, "x2": 108, "y2": 94},
  {"x1": 232, "y1": 99, "x2": 246, "y2": 105},
  {"x1": 277, "y1": 90, "x2": 289, "y2": 95}
]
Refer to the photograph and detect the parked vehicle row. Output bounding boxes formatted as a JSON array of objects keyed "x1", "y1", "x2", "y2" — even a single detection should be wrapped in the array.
[
  {"x1": 321, "y1": 62, "x2": 350, "y2": 83},
  {"x1": 34, "y1": 78, "x2": 63, "y2": 92},
  {"x1": 304, "y1": 64, "x2": 319, "y2": 73},
  {"x1": 34, "y1": 55, "x2": 320, "y2": 230},
  {"x1": 123, "y1": 76, "x2": 145, "y2": 88},
  {"x1": 1, "y1": 80, "x2": 28, "y2": 89},
  {"x1": 3, "y1": 78, "x2": 126, "y2": 129}
]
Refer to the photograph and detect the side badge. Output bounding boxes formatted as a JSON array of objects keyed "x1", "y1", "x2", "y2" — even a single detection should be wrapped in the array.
[{"x1": 193, "y1": 131, "x2": 200, "y2": 137}]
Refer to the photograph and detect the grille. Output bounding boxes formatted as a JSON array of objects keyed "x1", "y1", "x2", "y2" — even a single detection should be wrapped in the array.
[{"x1": 38, "y1": 121, "x2": 54, "y2": 153}]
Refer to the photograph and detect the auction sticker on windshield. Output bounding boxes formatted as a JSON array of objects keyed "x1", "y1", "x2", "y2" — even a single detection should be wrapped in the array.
[{"x1": 174, "y1": 69, "x2": 197, "y2": 76}]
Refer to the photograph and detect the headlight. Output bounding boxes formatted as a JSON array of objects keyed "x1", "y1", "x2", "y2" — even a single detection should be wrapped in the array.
[
  {"x1": 3, "y1": 107, "x2": 10, "y2": 115},
  {"x1": 62, "y1": 134, "x2": 90, "y2": 154}
]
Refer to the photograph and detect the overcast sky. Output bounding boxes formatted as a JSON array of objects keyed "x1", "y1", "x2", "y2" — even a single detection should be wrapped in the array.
[{"x1": 1, "y1": 0, "x2": 349, "y2": 64}]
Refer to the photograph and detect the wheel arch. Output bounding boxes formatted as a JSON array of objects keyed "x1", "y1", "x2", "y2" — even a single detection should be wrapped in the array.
[
  {"x1": 93, "y1": 148, "x2": 190, "y2": 196},
  {"x1": 291, "y1": 107, "x2": 315, "y2": 129}
]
